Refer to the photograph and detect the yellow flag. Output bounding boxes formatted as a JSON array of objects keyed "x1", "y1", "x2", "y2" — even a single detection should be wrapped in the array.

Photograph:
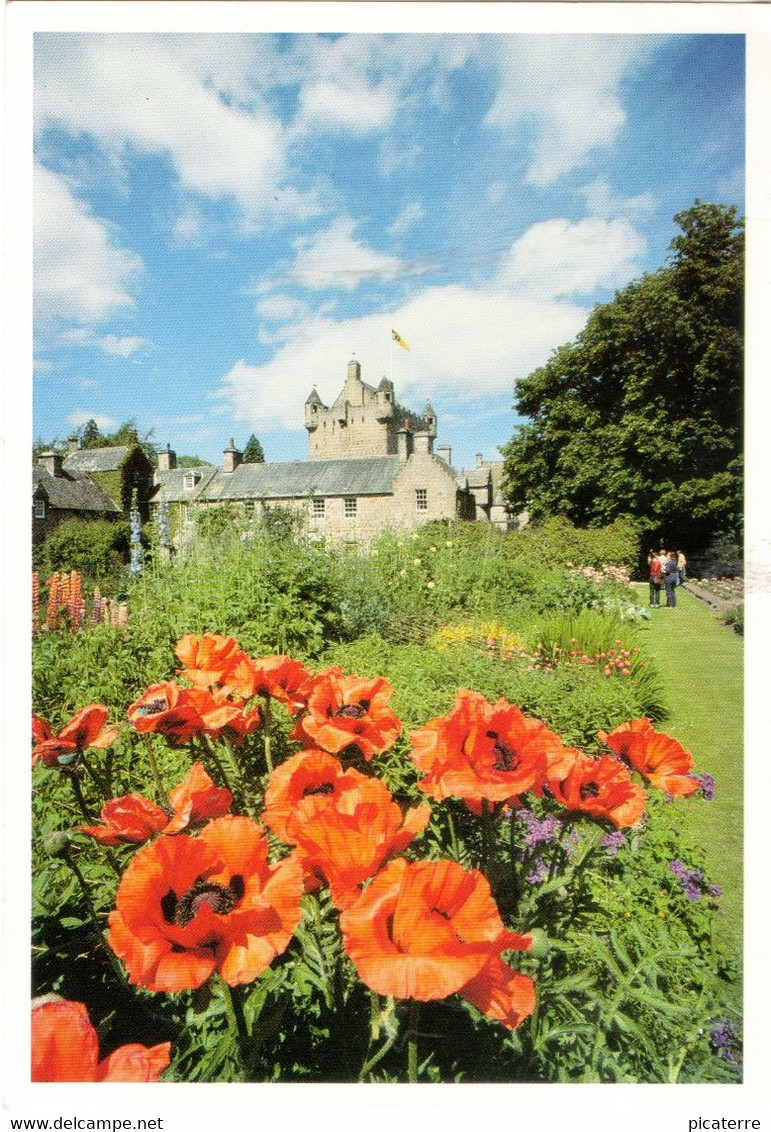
[{"x1": 391, "y1": 328, "x2": 410, "y2": 351}]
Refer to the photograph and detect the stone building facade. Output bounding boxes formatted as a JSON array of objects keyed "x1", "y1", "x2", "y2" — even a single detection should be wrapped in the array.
[{"x1": 151, "y1": 359, "x2": 485, "y2": 544}]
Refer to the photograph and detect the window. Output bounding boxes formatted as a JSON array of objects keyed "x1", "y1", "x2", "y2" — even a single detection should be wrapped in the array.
[
  {"x1": 415, "y1": 488, "x2": 428, "y2": 512},
  {"x1": 182, "y1": 472, "x2": 200, "y2": 490},
  {"x1": 34, "y1": 498, "x2": 46, "y2": 519},
  {"x1": 312, "y1": 497, "x2": 326, "y2": 519},
  {"x1": 243, "y1": 500, "x2": 255, "y2": 518},
  {"x1": 344, "y1": 497, "x2": 357, "y2": 519}
]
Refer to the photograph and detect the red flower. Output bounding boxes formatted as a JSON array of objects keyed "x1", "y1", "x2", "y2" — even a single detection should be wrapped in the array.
[
  {"x1": 263, "y1": 749, "x2": 348, "y2": 843},
  {"x1": 127, "y1": 683, "x2": 204, "y2": 746},
  {"x1": 163, "y1": 761, "x2": 232, "y2": 835},
  {"x1": 598, "y1": 718, "x2": 700, "y2": 797},
  {"x1": 290, "y1": 668, "x2": 402, "y2": 760},
  {"x1": 224, "y1": 654, "x2": 313, "y2": 712},
  {"x1": 409, "y1": 690, "x2": 560, "y2": 806},
  {"x1": 108, "y1": 816, "x2": 303, "y2": 991},
  {"x1": 31, "y1": 998, "x2": 170, "y2": 1082},
  {"x1": 186, "y1": 687, "x2": 262, "y2": 742},
  {"x1": 340, "y1": 857, "x2": 533, "y2": 1024},
  {"x1": 174, "y1": 633, "x2": 247, "y2": 689},
  {"x1": 461, "y1": 955, "x2": 537, "y2": 1032},
  {"x1": 265, "y1": 754, "x2": 430, "y2": 908},
  {"x1": 32, "y1": 705, "x2": 119, "y2": 767},
  {"x1": 79, "y1": 795, "x2": 169, "y2": 846},
  {"x1": 547, "y1": 751, "x2": 645, "y2": 828}
]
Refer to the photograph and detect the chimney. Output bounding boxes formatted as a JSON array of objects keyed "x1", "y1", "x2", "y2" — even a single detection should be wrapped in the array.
[
  {"x1": 475, "y1": 452, "x2": 484, "y2": 469},
  {"x1": 397, "y1": 427, "x2": 411, "y2": 463},
  {"x1": 66, "y1": 436, "x2": 79, "y2": 454},
  {"x1": 347, "y1": 358, "x2": 361, "y2": 382},
  {"x1": 437, "y1": 444, "x2": 452, "y2": 466},
  {"x1": 413, "y1": 431, "x2": 433, "y2": 455},
  {"x1": 222, "y1": 437, "x2": 242, "y2": 473},
  {"x1": 157, "y1": 443, "x2": 177, "y2": 472},
  {"x1": 39, "y1": 450, "x2": 63, "y2": 477}
]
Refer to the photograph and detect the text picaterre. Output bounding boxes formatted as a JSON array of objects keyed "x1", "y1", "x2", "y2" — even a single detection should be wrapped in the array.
[{"x1": 689, "y1": 1121, "x2": 760, "y2": 1130}]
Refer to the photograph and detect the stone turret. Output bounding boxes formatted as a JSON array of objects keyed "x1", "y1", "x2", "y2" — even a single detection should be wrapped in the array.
[
  {"x1": 375, "y1": 376, "x2": 395, "y2": 421},
  {"x1": 423, "y1": 402, "x2": 437, "y2": 439},
  {"x1": 305, "y1": 387, "x2": 324, "y2": 432}
]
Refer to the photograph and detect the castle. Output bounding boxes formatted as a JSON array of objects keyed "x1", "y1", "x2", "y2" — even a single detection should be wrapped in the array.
[{"x1": 33, "y1": 360, "x2": 509, "y2": 546}]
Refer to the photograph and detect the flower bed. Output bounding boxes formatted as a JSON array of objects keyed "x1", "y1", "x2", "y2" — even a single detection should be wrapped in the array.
[{"x1": 31, "y1": 631, "x2": 740, "y2": 1084}]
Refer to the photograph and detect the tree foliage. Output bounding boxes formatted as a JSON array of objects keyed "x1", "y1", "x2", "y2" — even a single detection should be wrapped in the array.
[
  {"x1": 243, "y1": 434, "x2": 266, "y2": 463},
  {"x1": 501, "y1": 202, "x2": 743, "y2": 553}
]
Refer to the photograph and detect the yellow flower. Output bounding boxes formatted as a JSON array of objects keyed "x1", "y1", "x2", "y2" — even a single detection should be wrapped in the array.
[
  {"x1": 413, "y1": 558, "x2": 422, "y2": 566},
  {"x1": 427, "y1": 581, "x2": 435, "y2": 589}
]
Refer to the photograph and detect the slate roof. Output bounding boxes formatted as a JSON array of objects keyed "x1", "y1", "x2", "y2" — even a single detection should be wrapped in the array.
[
  {"x1": 33, "y1": 466, "x2": 123, "y2": 514},
  {"x1": 151, "y1": 465, "x2": 220, "y2": 503},
  {"x1": 63, "y1": 446, "x2": 131, "y2": 474},
  {"x1": 152, "y1": 457, "x2": 404, "y2": 504}
]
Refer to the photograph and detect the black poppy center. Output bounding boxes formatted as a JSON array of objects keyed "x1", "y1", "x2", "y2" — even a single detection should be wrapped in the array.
[
  {"x1": 580, "y1": 781, "x2": 601, "y2": 801},
  {"x1": 161, "y1": 875, "x2": 245, "y2": 928},
  {"x1": 336, "y1": 701, "x2": 369, "y2": 720},
  {"x1": 302, "y1": 781, "x2": 335, "y2": 797},
  {"x1": 135, "y1": 696, "x2": 169, "y2": 717},
  {"x1": 487, "y1": 731, "x2": 521, "y2": 772}
]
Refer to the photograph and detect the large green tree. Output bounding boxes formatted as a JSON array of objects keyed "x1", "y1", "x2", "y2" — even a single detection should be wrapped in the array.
[
  {"x1": 500, "y1": 202, "x2": 743, "y2": 553},
  {"x1": 243, "y1": 433, "x2": 265, "y2": 463}
]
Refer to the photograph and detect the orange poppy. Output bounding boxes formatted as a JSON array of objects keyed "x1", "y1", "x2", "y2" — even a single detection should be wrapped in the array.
[
  {"x1": 163, "y1": 761, "x2": 233, "y2": 835},
  {"x1": 79, "y1": 794, "x2": 169, "y2": 846},
  {"x1": 598, "y1": 718, "x2": 700, "y2": 797},
  {"x1": 461, "y1": 955, "x2": 536, "y2": 1031},
  {"x1": 127, "y1": 682, "x2": 204, "y2": 746},
  {"x1": 262, "y1": 749, "x2": 348, "y2": 843},
  {"x1": 286, "y1": 771, "x2": 431, "y2": 909},
  {"x1": 107, "y1": 815, "x2": 303, "y2": 991},
  {"x1": 174, "y1": 633, "x2": 247, "y2": 689},
  {"x1": 291, "y1": 668, "x2": 402, "y2": 760},
  {"x1": 185, "y1": 687, "x2": 262, "y2": 743},
  {"x1": 547, "y1": 751, "x2": 645, "y2": 828},
  {"x1": 32, "y1": 704, "x2": 119, "y2": 767},
  {"x1": 224, "y1": 654, "x2": 313, "y2": 712},
  {"x1": 31, "y1": 998, "x2": 170, "y2": 1082},
  {"x1": 339, "y1": 857, "x2": 532, "y2": 1007},
  {"x1": 409, "y1": 690, "x2": 560, "y2": 806}
]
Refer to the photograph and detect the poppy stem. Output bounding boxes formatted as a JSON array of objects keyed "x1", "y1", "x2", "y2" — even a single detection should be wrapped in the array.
[
  {"x1": 447, "y1": 808, "x2": 460, "y2": 861},
  {"x1": 221, "y1": 980, "x2": 250, "y2": 1077},
  {"x1": 407, "y1": 1000, "x2": 420, "y2": 1084},
  {"x1": 359, "y1": 994, "x2": 400, "y2": 1081},
  {"x1": 78, "y1": 750, "x2": 110, "y2": 802},
  {"x1": 143, "y1": 735, "x2": 166, "y2": 800},
  {"x1": 64, "y1": 852, "x2": 127, "y2": 985},
  {"x1": 262, "y1": 694, "x2": 274, "y2": 774},
  {"x1": 68, "y1": 773, "x2": 94, "y2": 821}
]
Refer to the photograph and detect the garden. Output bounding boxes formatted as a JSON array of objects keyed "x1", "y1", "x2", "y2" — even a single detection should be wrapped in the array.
[{"x1": 30, "y1": 514, "x2": 743, "y2": 1084}]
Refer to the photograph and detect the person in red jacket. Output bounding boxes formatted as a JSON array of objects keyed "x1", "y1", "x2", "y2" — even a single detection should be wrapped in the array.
[{"x1": 648, "y1": 550, "x2": 663, "y2": 606}]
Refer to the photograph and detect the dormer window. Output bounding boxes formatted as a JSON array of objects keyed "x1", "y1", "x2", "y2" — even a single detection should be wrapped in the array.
[{"x1": 183, "y1": 472, "x2": 200, "y2": 490}]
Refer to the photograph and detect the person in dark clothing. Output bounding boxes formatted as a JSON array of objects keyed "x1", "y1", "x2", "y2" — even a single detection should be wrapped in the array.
[{"x1": 662, "y1": 550, "x2": 679, "y2": 607}]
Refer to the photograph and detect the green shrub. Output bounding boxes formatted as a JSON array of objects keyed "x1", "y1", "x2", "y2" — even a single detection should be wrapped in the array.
[{"x1": 36, "y1": 519, "x2": 131, "y2": 594}]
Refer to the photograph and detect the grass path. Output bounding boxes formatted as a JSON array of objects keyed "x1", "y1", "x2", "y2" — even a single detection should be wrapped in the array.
[{"x1": 635, "y1": 584, "x2": 743, "y2": 998}]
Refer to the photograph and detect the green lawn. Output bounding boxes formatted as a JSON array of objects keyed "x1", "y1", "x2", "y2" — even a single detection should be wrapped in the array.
[{"x1": 635, "y1": 584, "x2": 743, "y2": 995}]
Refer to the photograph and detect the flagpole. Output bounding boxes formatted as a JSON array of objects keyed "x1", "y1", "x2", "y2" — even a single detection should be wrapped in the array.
[{"x1": 389, "y1": 329, "x2": 392, "y2": 381}]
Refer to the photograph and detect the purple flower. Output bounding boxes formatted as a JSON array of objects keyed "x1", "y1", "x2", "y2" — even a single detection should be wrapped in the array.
[
  {"x1": 710, "y1": 1021, "x2": 733, "y2": 1048},
  {"x1": 517, "y1": 809, "x2": 563, "y2": 847},
  {"x1": 693, "y1": 772, "x2": 716, "y2": 801},
  {"x1": 708, "y1": 884, "x2": 723, "y2": 898},
  {"x1": 602, "y1": 831, "x2": 626, "y2": 856},
  {"x1": 527, "y1": 858, "x2": 549, "y2": 885},
  {"x1": 668, "y1": 859, "x2": 689, "y2": 880}
]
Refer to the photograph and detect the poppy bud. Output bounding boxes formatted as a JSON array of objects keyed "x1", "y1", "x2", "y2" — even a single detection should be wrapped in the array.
[
  {"x1": 43, "y1": 830, "x2": 73, "y2": 858},
  {"x1": 526, "y1": 927, "x2": 550, "y2": 958}
]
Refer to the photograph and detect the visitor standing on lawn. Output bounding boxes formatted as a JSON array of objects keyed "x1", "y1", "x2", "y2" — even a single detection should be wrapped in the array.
[
  {"x1": 648, "y1": 550, "x2": 663, "y2": 606},
  {"x1": 677, "y1": 549, "x2": 687, "y2": 583},
  {"x1": 662, "y1": 550, "x2": 679, "y2": 607}
]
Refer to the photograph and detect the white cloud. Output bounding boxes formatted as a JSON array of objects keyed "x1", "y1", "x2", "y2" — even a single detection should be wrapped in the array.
[
  {"x1": 288, "y1": 216, "x2": 414, "y2": 291},
  {"x1": 487, "y1": 182, "x2": 508, "y2": 205},
  {"x1": 388, "y1": 202, "x2": 425, "y2": 236},
  {"x1": 35, "y1": 164, "x2": 142, "y2": 324},
  {"x1": 35, "y1": 35, "x2": 307, "y2": 228},
  {"x1": 296, "y1": 79, "x2": 397, "y2": 136},
  {"x1": 500, "y1": 216, "x2": 646, "y2": 299},
  {"x1": 57, "y1": 326, "x2": 150, "y2": 357},
  {"x1": 213, "y1": 283, "x2": 588, "y2": 433},
  {"x1": 580, "y1": 178, "x2": 655, "y2": 221},
  {"x1": 66, "y1": 411, "x2": 118, "y2": 430},
  {"x1": 487, "y1": 37, "x2": 655, "y2": 186}
]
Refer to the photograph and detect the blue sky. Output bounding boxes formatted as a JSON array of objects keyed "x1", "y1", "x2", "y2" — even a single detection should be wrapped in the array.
[{"x1": 33, "y1": 31, "x2": 744, "y2": 471}]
